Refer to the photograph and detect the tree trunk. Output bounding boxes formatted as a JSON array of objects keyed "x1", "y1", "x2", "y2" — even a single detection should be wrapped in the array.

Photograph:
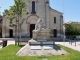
[
  {"x1": 15, "y1": 26, "x2": 17, "y2": 45},
  {"x1": 17, "y1": 15, "x2": 20, "y2": 46},
  {"x1": 20, "y1": 25, "x2": 22, "y2": 45}
]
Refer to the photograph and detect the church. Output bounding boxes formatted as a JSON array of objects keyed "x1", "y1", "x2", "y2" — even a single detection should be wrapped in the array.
[{"x1": 2, "y1": 0, "x2": 63, "y2": 38}]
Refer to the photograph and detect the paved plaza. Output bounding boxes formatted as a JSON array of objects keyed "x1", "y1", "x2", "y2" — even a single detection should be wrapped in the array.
[
  {"x1": 0, "y1": 39, "x2": 80, "y2": 52},
  {"x1": 55, "y1": 42, "x2": 80, "y2": 52}
]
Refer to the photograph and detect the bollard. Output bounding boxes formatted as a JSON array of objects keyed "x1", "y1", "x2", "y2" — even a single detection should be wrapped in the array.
[
  {"x1": 71, "y1": 40, "x2": 72, "y2": 45},
  {"x1": 75, "y1": 40, "x2": 76, "y2": 46}
]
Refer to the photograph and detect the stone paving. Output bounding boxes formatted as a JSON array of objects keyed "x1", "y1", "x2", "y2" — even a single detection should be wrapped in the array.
[{"x1": 55, "y1": 42, "x2": 80, "y2": 52}]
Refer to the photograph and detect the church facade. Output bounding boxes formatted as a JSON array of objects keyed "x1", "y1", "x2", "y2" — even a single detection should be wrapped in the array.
[{"x1": 2, "y1": 0, "x2": 63, "y2": 38}]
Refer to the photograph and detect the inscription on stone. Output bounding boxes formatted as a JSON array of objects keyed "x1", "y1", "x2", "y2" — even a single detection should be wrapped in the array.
[
  {"x1": 43, "y1": 45, "x2": 53, "y2": 50},
  {"x1": 31, "y1": 45, "x2": 41, "y2": 50}
]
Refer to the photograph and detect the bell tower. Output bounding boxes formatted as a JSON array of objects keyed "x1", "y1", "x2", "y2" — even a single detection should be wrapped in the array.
[
  {"x1": 23, "y1": 0, "x2": 50, "y2": 28},
  {"x1": 28, "y1": 0, "x2": 38, "y2": 14}
]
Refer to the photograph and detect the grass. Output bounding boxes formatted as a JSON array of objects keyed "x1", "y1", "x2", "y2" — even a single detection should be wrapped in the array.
[{"x1": 0, "y1": 44, "x2": 80, "y2": 60}]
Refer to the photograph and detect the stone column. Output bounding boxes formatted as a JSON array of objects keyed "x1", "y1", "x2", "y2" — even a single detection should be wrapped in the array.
[
  {"x1": 60, "y1": 15, "x2": 62, "y2": 37},
  {"x1": 60, "y1": 15, "x2": 63, "y2": 34},
  {"x1": 27, "y1": 22, "x2": 30, "y2": 34},
  {"x1": 45, "y1": 2, "x2": 50, "y2": 28}
]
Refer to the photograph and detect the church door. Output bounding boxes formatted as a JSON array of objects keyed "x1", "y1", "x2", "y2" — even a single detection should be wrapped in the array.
[
  {"x1": 9, "y1": 29, "x2": 13, "y2": 38},
  {"x1": 53, "y1": 29, "x2": 57, "y2": 37},
  {"x1": 30, "y1": 24, "x2": 35, "y2": 38}
]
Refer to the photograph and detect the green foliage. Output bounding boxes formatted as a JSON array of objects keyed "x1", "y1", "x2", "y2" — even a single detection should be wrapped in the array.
[
  {"x1": 4, "y1": 9, "x2": 15, "y2": 25},
  {"x1": 9, "y1": 24, "x2": 17, "y2": 28},
  {"x1": 12, "y1": 0, "x2": 26, "y2": 16},
  {"x1": 4, "y1": 0, "x2": 28, "y2": 28},
  {"x1": 20, "y1": 18, "x2": 25, "y2": 26},
  {"x1": 65, "y1": 22, "x2": 80, "y2": 35},
  {"x1": 0, "y1": 45, "x2": 80, "y2": 60}
]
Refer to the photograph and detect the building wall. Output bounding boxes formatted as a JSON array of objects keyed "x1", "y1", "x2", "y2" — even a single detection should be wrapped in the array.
[
  {"x1": 2, "y1": 0, "x2": 63, "y2": 38},
  {"x1": 21, "y1": 0, "x2": 47, "y2": 37},
  {"x1": 2, "y1": 15, "x2": 10, "y2": 37},
  {"x1": 49, "y1": 9, "x2": 63, "y2": 37},
  {"x1": 0, "y1": 15, "x2": 2, "y2": 30}
]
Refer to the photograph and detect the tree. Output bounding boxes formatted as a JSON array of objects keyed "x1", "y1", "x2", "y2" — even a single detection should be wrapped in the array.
[
  {"x1": 4, "y1": 9, "x2": 15, "y2": 27},
  {"x1": 10, "y1": 0, "x2": 28, "y2": 45},
  {"x1": 65, "y1": 22, "x2": 80, "y2": 35},
  {"x1": 4, "y1": 9, "x2": 17, "y2": 45},
  {"x1": 4, "y1": 0, "x2": 28, "y2": 45}
]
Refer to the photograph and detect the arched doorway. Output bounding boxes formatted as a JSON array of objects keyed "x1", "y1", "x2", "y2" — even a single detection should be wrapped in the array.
[
  {"x1": 26, "y1": 15, "x2": 39, "y2": 38},
  {"x1": 53, "y1": 29, "x2": 57, "y2": 37},
  {"x1": 9, "y1": 29, "x2": 13, "y2": 38},
  {"x1": 30, "y1": 24, "x2": 35, "y2": 38}
]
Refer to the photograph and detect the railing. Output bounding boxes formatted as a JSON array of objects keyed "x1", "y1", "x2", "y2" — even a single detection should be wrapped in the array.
[{"x1": 66, "y1": 35, "x2": 80, "y2": 46}]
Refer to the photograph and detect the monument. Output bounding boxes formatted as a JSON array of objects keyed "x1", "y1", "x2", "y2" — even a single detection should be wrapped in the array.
[
  {"x1": 33, "y1": 19, "x2": 50, "y2": 40},
  {"x1": 16, "y1": 19, "x2": 68, "y2": 56}
]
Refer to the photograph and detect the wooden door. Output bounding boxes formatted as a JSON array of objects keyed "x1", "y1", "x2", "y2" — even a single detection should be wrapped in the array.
[
  {"x1": 53, "y1": 29, "x2": 57, "y2": 37},
  {"x1": 30, "y1": 24, "x2": 35, "y2": 38}
]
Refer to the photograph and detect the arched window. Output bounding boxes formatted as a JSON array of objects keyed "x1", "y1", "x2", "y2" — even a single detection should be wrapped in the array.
[
  {"x1": 32, "y1": 1, "x2": 35, "y2": 13},
  {"x1": 54, "y1": 17, "x2": 56, "y2": 24}
]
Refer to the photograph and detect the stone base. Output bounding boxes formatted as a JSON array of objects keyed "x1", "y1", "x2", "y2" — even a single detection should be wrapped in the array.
[
  {"x1": 16, "y1": 39, "x2": 68, "y2": 56},
  {"x1": 33, "y1": 29, "x2": 50, "y2": 40}
]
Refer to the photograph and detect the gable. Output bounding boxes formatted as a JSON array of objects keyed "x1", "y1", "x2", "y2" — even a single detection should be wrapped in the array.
[{"x1": 49, "y1": 6, "x2": 63, "y2": 15}]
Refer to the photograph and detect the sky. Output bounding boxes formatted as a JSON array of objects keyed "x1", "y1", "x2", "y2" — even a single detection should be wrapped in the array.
[{"x1": 0, "y1": 0, "x2": 80, "y2": 22}]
